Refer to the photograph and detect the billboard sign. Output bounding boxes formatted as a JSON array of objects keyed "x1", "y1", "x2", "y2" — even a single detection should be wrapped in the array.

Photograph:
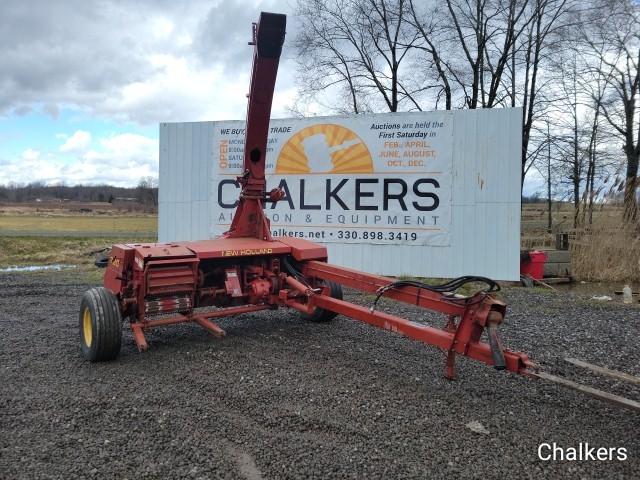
[{"x1": 213, "y1": 112, "x2": 453, "y2": 245}]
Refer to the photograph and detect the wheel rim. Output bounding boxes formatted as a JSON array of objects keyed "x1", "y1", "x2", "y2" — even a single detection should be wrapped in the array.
[{"x1": 82, "y1": 307, "x2": 93, "y2": 347}]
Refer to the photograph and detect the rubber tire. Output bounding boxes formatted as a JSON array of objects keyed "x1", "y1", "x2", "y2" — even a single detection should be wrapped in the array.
[
  {"x1": 302, "y1": 280, "x2": 343, "y2": 323},
  {"x1": 79, "y1": 287, "x2": 122, "y2": 362}
]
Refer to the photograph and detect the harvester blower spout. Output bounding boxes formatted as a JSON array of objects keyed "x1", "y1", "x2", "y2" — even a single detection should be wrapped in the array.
[{"x1": 225, "y1": 12, "x2": 287, "y2": 241}]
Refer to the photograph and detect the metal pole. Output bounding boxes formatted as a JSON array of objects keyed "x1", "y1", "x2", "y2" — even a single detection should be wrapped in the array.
[{"x1": 547, "y1": 122, "x2": 552, "y2": 233}]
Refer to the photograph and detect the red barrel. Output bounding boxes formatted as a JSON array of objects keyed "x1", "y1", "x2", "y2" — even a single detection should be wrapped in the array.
[{"x1": 520, "y1": 250, "x2": 547, "y2": 280}]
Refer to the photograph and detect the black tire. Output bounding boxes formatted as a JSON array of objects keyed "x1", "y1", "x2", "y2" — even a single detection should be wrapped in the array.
[
  {"x1": 302, "y1": 280, "x2": 343, "y2": 323},
  {"x1": 94, "y1": 255, "x2": 109, "y2": 268},
  {"x1": 79, "y1": 287, "x2": 122, "y2": 362}
]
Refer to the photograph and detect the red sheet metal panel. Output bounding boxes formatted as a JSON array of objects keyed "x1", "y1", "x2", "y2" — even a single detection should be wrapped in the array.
[
  {"x1": 127, "y1": 243, "x2": 196, "y2": 259},
  {"x1": 183, "y1": 237, "x2": 291, "y2": 259},
  {"x1": 104, "y1": 244, "x2": 135, "y2": 294},
  {"x1": 275, "y1": 237, "x2": 327, "y2": 261},
  {"x1": 145, "y1": 264, "x2": 196, "y2": 296}
]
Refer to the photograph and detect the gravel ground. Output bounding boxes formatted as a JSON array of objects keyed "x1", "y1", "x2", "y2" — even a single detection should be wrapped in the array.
[{"x1": 1, "y1": 272, "x2": 639, "y2": 479}]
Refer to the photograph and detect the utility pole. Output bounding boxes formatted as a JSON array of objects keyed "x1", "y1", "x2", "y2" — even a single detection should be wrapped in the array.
[{"x1": 547, "y1": 122, "x2": 552, "y2": 233}]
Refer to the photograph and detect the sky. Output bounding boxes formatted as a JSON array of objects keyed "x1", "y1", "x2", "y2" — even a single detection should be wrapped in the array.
[
  {"x1": 0, "y1": 0, "x2": 544, "y2": 194},
  {"x1": 0, "y1": 0, "x2": 301, "y2": 188}
]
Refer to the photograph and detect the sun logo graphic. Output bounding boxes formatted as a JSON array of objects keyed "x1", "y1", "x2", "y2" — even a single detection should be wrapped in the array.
[{"x1": 275, "y1": 124, "x2": 373, "y2": 174}]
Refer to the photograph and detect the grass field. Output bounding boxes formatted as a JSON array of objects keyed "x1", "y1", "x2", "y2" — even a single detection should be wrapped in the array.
[
  {"x1": 0, "y1": 204, "x2": 157, "y2": 279},
  {"x1": 520, "y1": 202, "x2": 625, "y2": 248},
  {"x1": 0, "y1": 236, "x2": 155, "y2": 279},
  {"x1": 0, "y1": 214, "x2": 156, "y2": 234},
  {"x1": 0, "y1": 202, "x2": 636, "y2": 281}
]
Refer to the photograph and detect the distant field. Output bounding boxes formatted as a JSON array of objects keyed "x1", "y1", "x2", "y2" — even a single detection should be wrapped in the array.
[
  {"x1": 0, "y1": 236, "x2": 156, "y2": 279},
  {"x1": 521, "y1": 202, "x2": 623, "y2": 231},
  {"x1": 0, "y1": 215, "x2": 156, "y2": 235},
  {"x1": 520, "y1": 202, "x2": 624, "y2": 248},
  {"x1": 0, "y1": 201, "x2": 618, "y2": 239},
  {"x1": 0, "y1": 205, "x2": 157, "y2": 271},
  {"x1": 0, "y1": 201, "x2": 633, "y2": 281}
]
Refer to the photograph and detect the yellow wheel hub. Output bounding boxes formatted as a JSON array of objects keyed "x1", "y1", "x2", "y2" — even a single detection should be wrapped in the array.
[{"x1": 82, "y1": 307, "x2": 93, "y2": 347}]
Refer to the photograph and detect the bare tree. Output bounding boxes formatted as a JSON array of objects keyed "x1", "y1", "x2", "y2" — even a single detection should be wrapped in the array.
[
  {"x1": 581, "y1": 0, "x2": 640, "y2": 222},
  {"x1": 579, "y1": 49, "x2": 611, "y2": 225},
  {"x1": 137, "y1": 177, "x2": 159, "y2": 208},
  {"x1": 444, "y1": 0, "x2": 533, "y2": 108},
  {"x1": 519, "y1": 0, "x2": 572, "y2": 188},
  {"x1": 294, "y1": 0, "x2": 422, "y2": 114},
  {"x1": 555, "y1": 53, "x2": 586, "y2": 227},
  {"x1": 406, "y1": 0, "x2": 454, "y2": 109},
  {"x1": 406, "y1": 0, "x2": 538, "y2": 111},
  {"x1": 0, "y1": 183, "x2": 150, "y2": 203},
  {"x1": 295, "y1": 0, "x2": 628, "y2": 206},
  {"x1": 533, "y1": 31, "x2": 616, "y2": 228}
]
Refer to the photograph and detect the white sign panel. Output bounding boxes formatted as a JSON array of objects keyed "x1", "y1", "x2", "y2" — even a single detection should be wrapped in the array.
[
  {"x1": 160, "y1": 108, "x2": 522, "y2": 279},
  {"x1": 213, "y1": 112, "x2": 453, "y2": 245}
]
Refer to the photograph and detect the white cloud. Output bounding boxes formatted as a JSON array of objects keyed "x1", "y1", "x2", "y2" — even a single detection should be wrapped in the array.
[
  {"x1": 151, "y1": 17, "x2": 174, "y2": 38},
  {"x1": 0, "y1": 1, "x2": 301, "y2": 187},
  {"x1": 59, "y1": 130, "x2": 91, "y2": 152},
  {"x1": 83, "y1": 133, "x2": 157, "y2": 171},
  {"x1": 22, "y1": 148, "x2": 40, "y2": 161},
  {"x1": 1, "y1": 133, "x2": 158, "y2": 187},
  {"x1": 0, "y1": 0, "x2": 293, "y2": 125},
  {"x1": 97, "y1": 54, "x2": 239, "y2": 124}
]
